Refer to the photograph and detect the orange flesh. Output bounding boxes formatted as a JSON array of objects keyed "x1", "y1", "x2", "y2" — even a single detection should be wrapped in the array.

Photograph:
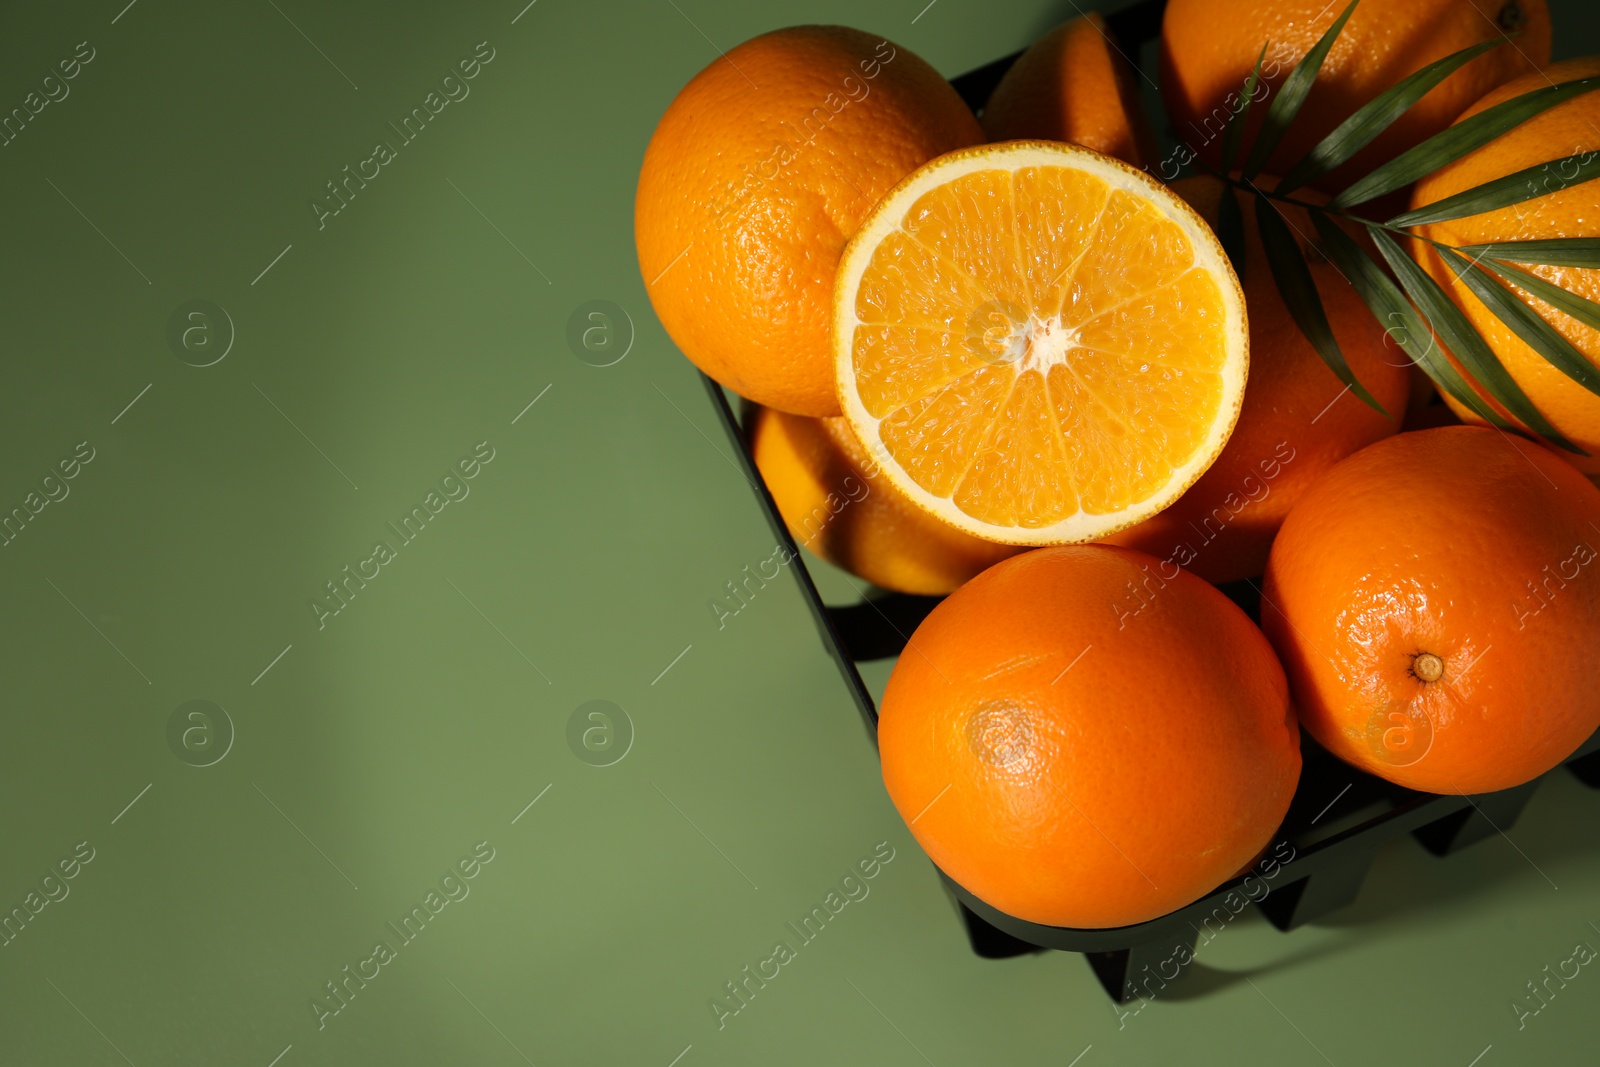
[{"x1": 850, "y1": 166, "x2": 1230, "y2": 528}]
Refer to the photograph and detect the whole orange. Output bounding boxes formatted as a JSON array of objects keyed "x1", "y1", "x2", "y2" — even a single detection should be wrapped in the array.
[
  {"x1": 1161, "y1": 0, "x2": 1550, "y2": 192},
  {"x1": 878, "y1": 546, "x2": 1300, "y2": 929},
  {"x1": 635, "y1": 27, "x2": 983, "y2": 416},
  {"x1": 747, "y1": 404, "x2": 1019, "y2": 595},
  {"x1": 980, "y1": 14, "x2": 1159, "y2": 168},
  {"x1": 1411, "y1": 57, "x2": 1600, "y2": 474},
  {"x1": 1103, "y1": 176, "x2": 1409, "y2": 583},
  {"x1": 1262, "y1": 426, "x2": 1600, "y2": 794}
]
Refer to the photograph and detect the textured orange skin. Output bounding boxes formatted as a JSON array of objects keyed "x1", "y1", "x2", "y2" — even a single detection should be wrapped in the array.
[
  {"x1": 1412, "y1": 58, "x2": 1600, "y2": 474},
  {"x1": 747, "y1": 404, "x2": 1019, "y2": 594},
  {"x1": 635, "y1": 27, "x2": 983, "y2": 416},
  {"x1": 1161, "y1": 0, "x2": 1550, "y2": 192},
  {"x1": 1262, "y1": 426, "x2": 1600, "y2": 794},
  {"x1": 980, "y1": 14, "x2": 1159, "y2": 168},
  {"x1": 878, "y1": 546, "x2": 1300, "y2": 929},
  {"x1": 1104, "y1": 177, "x2": 1409, "y2": 583}
]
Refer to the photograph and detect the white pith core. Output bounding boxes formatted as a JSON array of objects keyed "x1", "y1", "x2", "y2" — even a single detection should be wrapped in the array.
[{"x1": 992, "y1": 314, "x2": 1080, "y2": 375}]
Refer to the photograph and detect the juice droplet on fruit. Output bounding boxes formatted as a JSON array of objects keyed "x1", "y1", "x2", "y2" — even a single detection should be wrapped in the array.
[{"x1": 1413, "y1": 653, "x2": 1445, "y2": 683}]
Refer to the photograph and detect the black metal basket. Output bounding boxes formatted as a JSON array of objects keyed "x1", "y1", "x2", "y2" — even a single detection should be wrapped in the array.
[{"x1": 699, "y1": 0, "x2": 1600, "y2": 1004}]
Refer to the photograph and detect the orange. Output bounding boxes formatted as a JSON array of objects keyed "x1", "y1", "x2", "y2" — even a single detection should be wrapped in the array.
[
  {"x1": 1102, "y1": 176, "x2": 1410, "y2": 583},
  {"x1": 746, "y1": 404, "x2": 1019, "y2": 594},
  {"x1": 833, "y1": 141, "x2": 1248, "y2": 545},
  {"x1": 878, "y1": 545, "x2": 1300, "y2": 929},
  {"x1": 1410, "y1": 57, "x2": 1600, "y2": 474},
  {"x1": 1161, "y1": 0, "x2": 1550, "y2": 192},
  {"x1": 1262, "y1": 426, "x2": 1600, "y2": 794},
  {"x1": 635, "y1": 26, "x2": 983, "y2": 416},
  {"x1": 980, "y1": 14, "x2": 1159, "y2": 168}
]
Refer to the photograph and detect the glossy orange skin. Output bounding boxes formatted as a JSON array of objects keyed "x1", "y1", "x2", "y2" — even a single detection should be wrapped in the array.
[
  {"x1": 635, "y1": 27, "x2": 983, "y2": 416},
  {"x1": 878, "y1": 546, "x2": 1300, "y2": 929},
  {"x1": 980, "y1": 14, "x2": 1159, "y2": 168},
  {"x1": 1103, "y1": 177, "x2": 1409, "y2": 583},
  {"x1": 1161, "y1": 0, "x2": 1550, "y2": 192},
  {"x1": 747, "y1": 404, "x2": 1019, "y2": 594},
  {"x1": 1412, "y1": 57, "x2": 1600, "y2": 474},
  {"x1": 1262, "y1": 426, "x2": 1600, "y2": 794}
]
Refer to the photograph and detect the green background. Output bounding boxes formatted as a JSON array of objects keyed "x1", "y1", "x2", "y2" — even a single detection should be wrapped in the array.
[{"x1": 2, "y1": 0, "x2": 1598, "y2": 1063}]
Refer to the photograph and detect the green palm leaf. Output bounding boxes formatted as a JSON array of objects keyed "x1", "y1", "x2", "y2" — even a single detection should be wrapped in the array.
[
  {"x1": 1457, "y1": 238, "x2": 1600, "y2": 267},
  {"x1": 1480, "y1": 259, "x2": 1600, "y2": 332},
  {"x1": 1276, "y1": 37, "x2": 1505, "y2": 195},
  {"x1": 1435, "y1": 245, "x2": 1600, "y2": 399},
  {"x1": 1312, "y1": 214, "x2": 1499, "y2": 425},
  {"x1": 1332, "y1": 75, "x2": 1600, "y2": 209},
  {"x1": 1256, "y1": 198, "x2": 1385, "y2": 414},
  {"x1": 1184, "y1": 5, "x2": 1600, "y2": 448},
  {"x1": 1371, "y1": 229, "x2": 1581, "y2": 452},
  {"x1": 1388, "y1": 151, "x2": 1600, "y2": 227},
  {"x1": 1242, "y1": 0, "x2": 1359, "y2": 181}
]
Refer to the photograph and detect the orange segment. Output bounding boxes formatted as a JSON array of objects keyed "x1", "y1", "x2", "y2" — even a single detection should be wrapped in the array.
[
  {"x1": 902, "y1": 170, "x2": 1032, "y2": 306},
  {"x1": 953, "y1": 370, "x2": 1079, "y2": 527},
  {"x1": 833, "y1": 141, "x2": 1248, "y2": 545},
  {"x1": 852, "y1": 326, "x2": 989, "y2": 418},
  {"x1": 1075, "y1": 269, "x2": 1231, "y2": 467},
  {"x1": 878, "y1": 365, "x2": 1016, "y2": 497},
  {"x1": 1060, "y1": 189, "x2": 1196, "y2": 327},
  {"x1": 1014, "y1": 166, "x2": 1112, "y2": 314},
  {"x1": 853, "y1": 230, "x2": 992, "y2": 330}
]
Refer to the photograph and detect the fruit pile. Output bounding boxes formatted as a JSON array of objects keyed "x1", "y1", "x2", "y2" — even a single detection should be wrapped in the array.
[{"x1": 636, "y1": 0, "x2": 1600, "y2": 930}]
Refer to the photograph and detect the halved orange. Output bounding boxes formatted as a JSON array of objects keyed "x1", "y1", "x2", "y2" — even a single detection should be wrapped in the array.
[{"x1": 833, "y1": 141, "x2": 1248, "y2": 544}]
